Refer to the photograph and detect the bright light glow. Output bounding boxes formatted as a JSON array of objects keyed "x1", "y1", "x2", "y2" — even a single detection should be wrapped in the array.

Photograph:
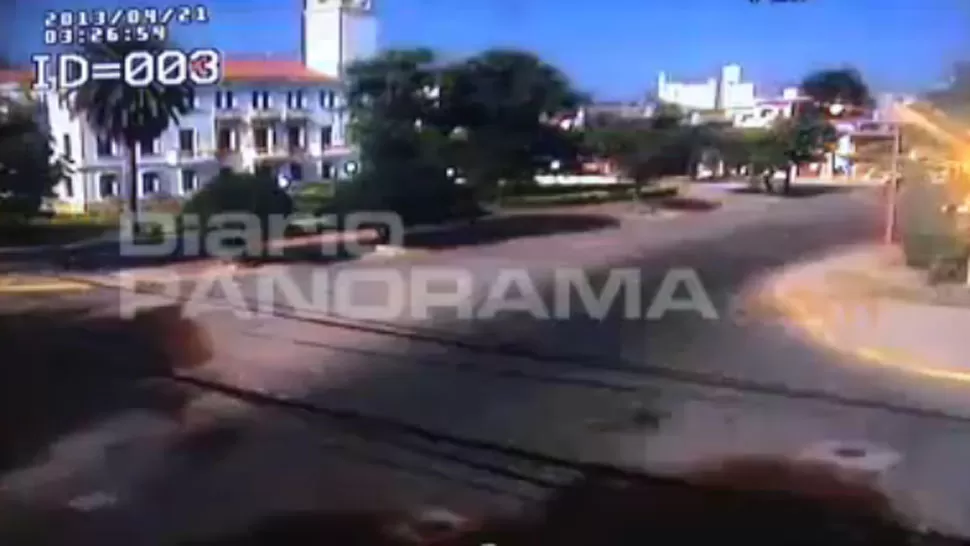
[{"x1": 828, "y1": 103, "x2": 846, "y2": 116}]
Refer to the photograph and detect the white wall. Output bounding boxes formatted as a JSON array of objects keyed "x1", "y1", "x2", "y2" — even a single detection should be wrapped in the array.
[
  {"x1": 658, "y1": 79, "x2": 718, "y2": 110},
  {"x1": 303, "y1": 0, "x2": 378, "y2": 78}
]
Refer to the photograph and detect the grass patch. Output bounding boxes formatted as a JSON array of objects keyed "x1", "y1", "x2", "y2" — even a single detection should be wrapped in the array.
[
  {"x1": 291, "y1": 181, "x2": 336, "y2": 214},
  {"x1": 0, "y1": 216, "x2": 116, "y2": 248},
  {"x1": 502, "y1": 184, "x2": 679, "y2": 208}
]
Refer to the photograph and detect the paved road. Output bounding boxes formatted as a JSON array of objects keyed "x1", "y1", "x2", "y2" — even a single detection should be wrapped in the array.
[{"x1": 7, "y1": 185, "x2": 970, "y2": 544}]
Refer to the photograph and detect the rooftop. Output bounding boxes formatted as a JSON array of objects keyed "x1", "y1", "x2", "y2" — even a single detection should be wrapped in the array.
[{"x1": 0, "y1": 59, "x2": 338, "y2": 86}]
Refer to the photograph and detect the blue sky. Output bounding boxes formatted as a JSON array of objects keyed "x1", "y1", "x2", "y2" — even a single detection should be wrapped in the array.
[{"x1": 6, "y1": 0, "x2": 969, "y2": 99}]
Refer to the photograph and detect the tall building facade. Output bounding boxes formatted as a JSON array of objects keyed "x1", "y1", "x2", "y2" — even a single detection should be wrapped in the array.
[
  {"x1": 303, "y1": 0, "x2": 379, "y2": 79},
  {"x1": 0, "y1": 0, "x2": 379, "y2": 211},
  {"x1": 657, "y1": 64, "x2": 756, "y2": 113}
]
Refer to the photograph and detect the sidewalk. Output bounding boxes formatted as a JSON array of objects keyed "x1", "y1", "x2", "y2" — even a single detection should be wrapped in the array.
[{"x1": 760, "y1": 244, "x2": 970, "y2": 383}]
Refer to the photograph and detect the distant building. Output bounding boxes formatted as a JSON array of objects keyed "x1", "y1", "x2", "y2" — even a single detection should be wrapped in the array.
[
  {"x1": 657, "y1": 64, "x2": 756, "y2": 115},
  {"x1": 577, "y1": 101, "x2": 654, "y2": 128},
  {"x1": 0, "y1": 0, "x2": 378, "y2": 211},
  {"x1": 731, "y1": 87, "x2": 806, "y2": 129}
]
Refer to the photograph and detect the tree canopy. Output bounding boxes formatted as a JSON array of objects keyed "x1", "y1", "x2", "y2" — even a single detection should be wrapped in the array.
[
  {"x1": 0, "y1": 95, "x2": 69, "y2": 220},
  {"x1": 345, "y1": 47, "x2": 585, "y2": 219},
  {"x1": 65, "y1": 37, "x2": 195, "y2": 226},
  {"x1": 800, "y1": 68, "x2": 874, "y2": 110}
]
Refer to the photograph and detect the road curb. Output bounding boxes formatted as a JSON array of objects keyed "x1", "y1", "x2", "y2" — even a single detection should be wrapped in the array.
[{"x1": 763, "y1": 253, "x2": 970, "y2": 385}]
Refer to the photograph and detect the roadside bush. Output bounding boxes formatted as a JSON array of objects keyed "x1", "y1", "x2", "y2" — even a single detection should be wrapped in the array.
[
  {"x1": 897, "y1": 175, "x2": 962, "y2": 269},
  {"x1": 181, "y1": 171, "x2": 293, "y2": 260},
  {"x1": 502, "y1": 185, "x2": 678, "y2": 208},
  {"x1": 506, "y1": 182, "x2": 637, "y2": 197},
  {"x1": 85, "y1": 197, "x2": 124, "y2": 218},
  {"x1": 142, "y1": 194, "x2": 184, "y2": 217},
  {"x1": 927, "y1": 245, "x2": 970, "y2": 285},
  {"x1": 327, "y1": 174, "x2": 485, "y2": 227},
  {"x1": 291, "y1": 181, "x2": 335, "y2": 214}
]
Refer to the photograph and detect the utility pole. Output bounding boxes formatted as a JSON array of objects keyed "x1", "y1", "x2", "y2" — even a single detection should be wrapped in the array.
[{"x1": 884, "y1": 118, "x2": 902, "y2": 245}]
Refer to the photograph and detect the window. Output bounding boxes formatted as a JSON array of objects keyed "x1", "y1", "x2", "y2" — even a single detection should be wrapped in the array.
[
  {"x1": 179, "y1": 129, "x2": 195, "y2": 155},
  {"x1": 320, "y1": 90, "x2": 334, "y2": 108},
  {"x1": 216, "y1": 90, "x2": 235, "y2": 109},
  {"x1": 254, "y1": 127, "x2": 269, "y2": 152},
  {"x1": 139, "y1": 137, "x2": 157, "y2": 156},
  {"x1": 252, "y1": 91, "x2": 271, "y2": 109},
  {"x1": 320, "y1": 126, "x2": 332, "y2": 148},
  {"x1": 287, "y1": 91, "x2": 306, "y2": 109},
  {"x1": 180, "y1": 169, "x2": 197, "y2": 193},
  {"x1": 290, "y1": 163, "x2": 303, "y2": 181},
  {"x1": 321, "y1": 161, "x2": 334, "y2": 179},
  {"x1": 98, "y1": 173, "x2": 117, "y2": 197},
  {"x1": 217, "y1": 128, "x2": 233, "y2": 151},
  {"x1": 62, "y1": 176, "x2": 73, "y2": 198},
  {"x1": 288, "y1": 125, "x2": 302, "y2": 149},
  {"x1": 96, "y1": 135, "x2": 112, "y2": 157},
  {"x1": 141, "y1": 171, "x2": 159, "y2": 195},
  {"x1": 62, "y1": 134, "x2": 72, "y2": 160}
]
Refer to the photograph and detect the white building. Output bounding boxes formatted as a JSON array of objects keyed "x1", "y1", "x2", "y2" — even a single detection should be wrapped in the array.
[
  {"x1": 657, "y1": 64, "x2": 756, "y2": 114},
  {"x1": 731, "y1": 87, "x2": 805, "y2": 129},
  {"x1": 0, "y1": 0, "x2": 378, "y2": 211}
]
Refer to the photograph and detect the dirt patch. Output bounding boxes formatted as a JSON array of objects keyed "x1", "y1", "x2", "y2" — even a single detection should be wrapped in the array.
[{"x1": 821, "y1": 268, "x2": 970, "y2": 309}]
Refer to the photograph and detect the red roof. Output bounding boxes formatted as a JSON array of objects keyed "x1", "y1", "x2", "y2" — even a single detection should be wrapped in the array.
[
  {"x1": 0, "y1": 60, "x2": 337, "y2": 85},
  {"x1": 222, "y1": 59, "x2": 338, "y2": 84}
]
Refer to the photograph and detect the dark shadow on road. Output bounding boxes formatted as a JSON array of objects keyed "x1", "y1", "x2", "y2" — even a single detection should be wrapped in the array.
[
  {"x1": 730, "y1": 184, "x2": 854, "y2": 198},
  {"x1": 0, "y1": 213, "x2": 619, "y2": 274},
  {"x1": 0, "y1": 302, "x2": 206, "y2": 474},
  {"x1": 401, "y1": 213, "x2": 620, "y2": 251},
  {"x1": 189, "y1": 457, "x2": 956, "y2": 546}
]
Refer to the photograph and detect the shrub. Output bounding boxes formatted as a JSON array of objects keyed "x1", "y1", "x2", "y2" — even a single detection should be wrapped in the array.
[
  {"x1": 142, "y1": 194, "x2": 184, "y2": 216},
  {"x1": 326, "y1": 174, "x2": 478, "y2": 227},
  {"x1": 927, "y1": 245, "x2": 970, "y2": 285},
  {"x1": 291, "y1": 181, "x2": 335, "y2": 214},
  {"x1": 181, "y1": 171, "x2": 293, "y2": 259},
  {"x1": 85, "y1": 197, "x2": 124, "y2": 218},
  {"x1": 897, "y1": 175, "x2": 962, "y2": 269}
]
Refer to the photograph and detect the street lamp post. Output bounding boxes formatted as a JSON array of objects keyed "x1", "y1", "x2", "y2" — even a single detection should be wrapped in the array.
[{"x1": 884, "y1": 120, "x2": 902, "y2": 245}]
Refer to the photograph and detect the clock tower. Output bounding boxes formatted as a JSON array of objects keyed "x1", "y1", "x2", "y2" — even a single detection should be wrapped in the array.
[{"x1": 302, "y1": 0, "x2": 378, "y2": 79}]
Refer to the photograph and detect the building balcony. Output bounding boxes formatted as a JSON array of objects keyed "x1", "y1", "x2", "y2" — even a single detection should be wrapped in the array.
[
  {"x1": 284, "y1": 107, "x2": 311, "y2": 121},
  {"x1": 320, "y1": 145, "x2": 352, "y2": 158},
  {"x1": 250, "y1": 108, "x2": 283, "y2": 121},
  {"x1": 253, "y1": 146, "x2": 291, "y2": 162},
  {"x1": 215, "y1": 148, "x2": 243, "y2": 168},
  {"x1": 214, "y1": 108, "x2": 246, "y2": 121},
  {"x1": 286, "y1": 144, "x2": 309, "y2": 158}
]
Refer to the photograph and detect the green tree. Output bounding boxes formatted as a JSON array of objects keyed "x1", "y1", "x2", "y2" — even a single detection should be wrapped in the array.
[
  {"x1": 715, "y1": 115, "x2": 835, "y2": 194},
  {"x1": 439, "y1": 49, "x2": 584, "y2": 199},
  {"x1": 0, "y1": 95, "x2": 69, "y2": 220},
  {"x1": 585, "y1": 107, "x2": 693, "y2": 207},
  {"x1": 64, "y1": 38, "x2": 194, "y2": 231},
  {"x1": 345, "y1": 49, "x2": 459, "y2": 224},
  {"x1": 181, "y1": 170, "x2": 293, "y2": 261},
  {"x1": 800, "y1": 68, "x2": 873, "y2": 111}
]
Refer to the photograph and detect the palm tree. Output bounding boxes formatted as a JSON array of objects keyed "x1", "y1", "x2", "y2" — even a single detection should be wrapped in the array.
[{"x1": 64, "y1": 38, "x2": 194, "y2": 231}]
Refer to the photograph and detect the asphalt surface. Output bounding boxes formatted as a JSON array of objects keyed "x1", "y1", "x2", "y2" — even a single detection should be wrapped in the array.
[{"x1": 6, "y1": 184, "x2": 970, "y2": 544}]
